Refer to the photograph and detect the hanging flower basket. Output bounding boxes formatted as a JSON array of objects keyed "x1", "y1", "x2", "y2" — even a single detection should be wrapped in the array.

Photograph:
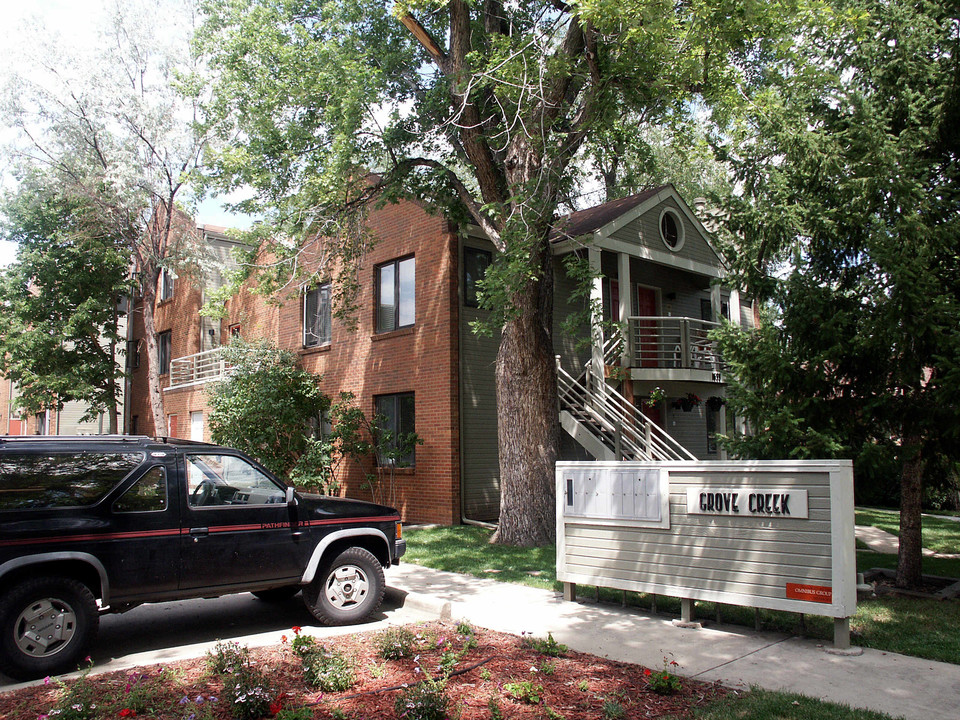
[
  {"x1": 706, "y1": 396, "x2": 726, "y2": 411},
  {"x1": 673, "y1": 393, "x2": 702, "y2": 412}
]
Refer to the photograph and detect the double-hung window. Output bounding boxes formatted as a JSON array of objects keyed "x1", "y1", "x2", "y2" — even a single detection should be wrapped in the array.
[
  {"x1": 303, "y1": 283, "x2": 332, "y2": 348},
  {"x1": 376, "y1": 257, "x2": 415, "y2": 333},
  {"x1": 159, "y1": 269, "x2": 175, "y2": 301},
  {"x1": 374, "y1": 393, "x2": 416, "y2": 466}
]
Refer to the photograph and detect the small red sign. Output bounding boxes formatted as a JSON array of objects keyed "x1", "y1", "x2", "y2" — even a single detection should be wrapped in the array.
[{"x1": 786, "y1": 582, "x2": 832, "y2": 603}]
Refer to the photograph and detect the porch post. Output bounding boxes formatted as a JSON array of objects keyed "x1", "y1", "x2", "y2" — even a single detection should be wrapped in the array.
[
  {"x1": 618, "y1": 252, "x2": 631, "y2": 366},
  {"x1": 589, "y1": 248, "x2": 604, "y2": 397},
  {"x1": 729, "y1": 288, "x2": 741, "y2": 326},
  {"x1": 710, "y1": 283, "x2": 723, "y2": 323}
]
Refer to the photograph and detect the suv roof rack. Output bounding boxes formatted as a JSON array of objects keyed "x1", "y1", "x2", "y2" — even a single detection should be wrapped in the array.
[{"x1": 0, "y1": 434, "x2": 149, "y2": 444}]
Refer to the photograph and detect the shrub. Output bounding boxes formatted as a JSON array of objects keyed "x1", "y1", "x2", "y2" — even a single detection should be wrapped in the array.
[
  {"x1": 504, "y1": 680, "x2": 544, "y2": 704},
  {"x1": 520, "y1": 631, "x2": 567, "y2": 657},
  {"x1": 374, "y1": 626, "x2": 419, "y2": 659},
  {"x1": 394, "y1": 678, "x2": 449, "y2": 720},
  {"x1": 300, "y1": 646, "x2": 356, "y2": 692},
  {"x1": 221, "y1": 663, "x2": 274, "y2": 720},
  {"x1": 205, "y1": 640, "x2": 250, "y2": 674}
]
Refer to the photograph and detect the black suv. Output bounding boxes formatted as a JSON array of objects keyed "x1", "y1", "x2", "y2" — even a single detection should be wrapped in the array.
[{"x1": 0, "y1": 435, "x2": 406, "y2": 680}]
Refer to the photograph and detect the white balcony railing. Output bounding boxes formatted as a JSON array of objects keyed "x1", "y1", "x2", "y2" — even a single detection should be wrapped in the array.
[
  {"x1": 167, "y1": 348, "x2": 230, "y2": 389},
  {"x1": 627, "y1": 316, "x2": 723, "y2": 373}
]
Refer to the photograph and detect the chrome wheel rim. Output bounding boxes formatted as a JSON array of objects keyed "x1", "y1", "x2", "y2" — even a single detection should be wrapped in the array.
[
  {"x1": 324, "y1": 564, "x2": 369, "y2": 609},
  {"x1": 14, "y1": 598, "x2": 78, "y2": 658}
]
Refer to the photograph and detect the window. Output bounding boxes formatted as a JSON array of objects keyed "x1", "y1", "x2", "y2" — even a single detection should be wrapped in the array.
[
  {"x1": 159, "y1": 269, "x2": 175, "y2": 301},
  {"x1": 463, "y1": 247, "x2": 492, "y2": 308},
  {"x1": 229, "y1": 323, "x2": 241, "y2": 339},
  {"x1": 127, "y1": 339, "x2": 140, "y2": 370},
  {"x1": 659, "y1": 208, "x2": 685, "y2": 251},
  {"x1": 376, "y1": 257, "x2": 415, "y2": 332},
  {"x1": 0, "y1": 452, "x2": 144, "y2": 510},
  {"x1": 303, "y1": 283, "x2": 332, "y2": 347},
  {"x1": 374, "y1": 393, "x2": 416, "y2": 466},
  {"x1": 158, "y1": 330, "x2": 171, "y2": 375},
  {"x1": 114, "y1": 466, "x2": 167, "y2": 513},
  {"x1": 185, "y1": 453, "x2": 286, "y2": 507}
]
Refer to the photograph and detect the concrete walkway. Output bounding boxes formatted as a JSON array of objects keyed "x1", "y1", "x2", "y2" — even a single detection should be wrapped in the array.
[
  {"x1": 389, "y1": 563, "x2": 960, "y2": 720},
  {"x1": 856, "y1": 525, "x2": 960, "y2": 559}
]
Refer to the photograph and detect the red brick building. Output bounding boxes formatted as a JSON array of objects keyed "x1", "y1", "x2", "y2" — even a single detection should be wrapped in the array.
[{"x1": 126, "y1": 188, "x2": 753, "y2": 525}]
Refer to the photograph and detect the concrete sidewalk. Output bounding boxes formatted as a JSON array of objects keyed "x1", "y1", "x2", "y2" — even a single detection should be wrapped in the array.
[{"x1": 388, "y1": 563, "x2": 960, "y2": 720}]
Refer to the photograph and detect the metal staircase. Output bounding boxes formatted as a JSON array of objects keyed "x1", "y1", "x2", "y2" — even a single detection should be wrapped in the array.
[{"x1": 557, "y1": 343, "x2": 696, "y2": 462}]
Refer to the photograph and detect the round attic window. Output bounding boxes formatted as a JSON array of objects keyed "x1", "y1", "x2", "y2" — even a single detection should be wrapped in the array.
[{"x1": 659, "y1": 208, "x2": 685, "y2": 252}]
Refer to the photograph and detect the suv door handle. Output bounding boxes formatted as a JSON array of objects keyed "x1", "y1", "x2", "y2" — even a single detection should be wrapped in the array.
[{"x1": 190, "y1": 527, "x2": 209, "y2": 538}]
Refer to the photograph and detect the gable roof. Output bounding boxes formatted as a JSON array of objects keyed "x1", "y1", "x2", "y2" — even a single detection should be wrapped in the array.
[{"x1": 550, "y1": 187, "x2": 664, "y2": 243}]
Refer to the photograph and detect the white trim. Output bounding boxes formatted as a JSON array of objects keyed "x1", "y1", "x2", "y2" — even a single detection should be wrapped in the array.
[{"x1": 300, "y1": 528, "x2": 390, "y2": 584}]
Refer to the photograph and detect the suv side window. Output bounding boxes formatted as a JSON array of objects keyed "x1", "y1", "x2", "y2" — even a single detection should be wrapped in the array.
[
  {"x1": 0, "y1": 452, "x2": 145, "y2": 510},
  {"x1": 113, "y1": 466, "x2": 168, "y2": 513},
  {"x1": 185, "y1": 453, "x2": 285, "y2": 507}
]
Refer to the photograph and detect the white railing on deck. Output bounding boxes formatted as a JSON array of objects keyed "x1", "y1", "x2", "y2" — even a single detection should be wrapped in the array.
[
  {"x1": 557, "y1": 358, "x2": 696, "y2": 462},
  {"x1": 628, "y1": 316, "x2": 722, "y2": 372},
  {"x1": 167, "y1": 348, "x2": 230, "y2": 389}
]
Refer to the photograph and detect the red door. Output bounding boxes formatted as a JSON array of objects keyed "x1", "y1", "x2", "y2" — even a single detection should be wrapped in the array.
[{"x1": 636, "y1": 287, "x2": 658, "y2": 368}]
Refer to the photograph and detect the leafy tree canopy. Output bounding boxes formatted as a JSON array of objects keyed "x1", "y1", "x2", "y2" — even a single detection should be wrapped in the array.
[
  {"x1": 713, "y1": 0, "x2": 960, "y2": 587},
  {"x1": 197, "y1": 0, "x2": 794, "y2": 545},
  {"x1": 207, "y1": 340, "x2": 335, "y2": 488},
  {"x1": 0, "y1": 171, "x2": 130, "y2": 428}
]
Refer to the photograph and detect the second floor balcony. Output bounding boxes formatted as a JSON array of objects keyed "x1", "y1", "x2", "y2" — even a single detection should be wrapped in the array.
[
  {"x1": 624, "y1": 316, "x2": 724, "y2": 384},
  {"x1": 167, "y1": 347, "x2": 230, "y2": 390}
]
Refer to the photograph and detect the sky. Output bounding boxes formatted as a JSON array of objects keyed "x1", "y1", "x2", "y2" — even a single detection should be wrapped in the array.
[{"x1": 0, "y1": 0, "x2": 251, "y2": 267}]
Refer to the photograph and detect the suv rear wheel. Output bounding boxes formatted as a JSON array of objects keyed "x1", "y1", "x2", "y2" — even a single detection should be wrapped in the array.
[
  {"x1": 0, "y1": 577, "x2": 99, "y2": 680},
  {"x1": 303, "y1": 547, "x2": 384, "y2": 625}
]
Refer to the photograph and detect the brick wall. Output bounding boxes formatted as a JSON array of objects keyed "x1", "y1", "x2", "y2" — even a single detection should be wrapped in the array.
[{"x1": 128, "y1": 200, "x2": 462, "y2": 525}]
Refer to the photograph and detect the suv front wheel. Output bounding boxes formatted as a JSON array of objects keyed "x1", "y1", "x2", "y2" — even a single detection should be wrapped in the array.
[
  {"x1": 0, "y1": 577, "x2": 99, "y2": 680},
  {"x1": 303, "y1": 547, "x2": 384, "y2": 625}
]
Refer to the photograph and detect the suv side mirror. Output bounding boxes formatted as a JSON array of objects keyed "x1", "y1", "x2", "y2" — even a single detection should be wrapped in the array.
[{"x1": 285, "y1": 486, "x2": 296, "y2": 507}]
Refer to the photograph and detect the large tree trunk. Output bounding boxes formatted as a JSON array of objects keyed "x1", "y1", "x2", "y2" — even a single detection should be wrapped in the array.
[
  {"x1": 491, "y1": 234, "x2": 560, "y2": 547},
  {"x1": 896, "y1": 435, "x2": 925, "y2": 589},
  {"x1": 140, "y1": 273, "x2": 166, "y2": 435}
]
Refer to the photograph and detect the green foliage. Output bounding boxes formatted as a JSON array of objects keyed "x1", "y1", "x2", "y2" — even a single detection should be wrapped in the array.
[
  {"x1": 0, "y1": 172, "x2": 129, "y2": 426},
  {"x1": 646, "y1": 665, "x2": 682, "y2": 695},
  {"x1": 327, "y1": 391, "x2": 422, "y2": 507},
  {"x1": 374, "y1": 626, "x2": 419, "y2": 660},
  {"x1": 601, "y1": 698, "x2": 626, "y2": 720},
  {"x1": 205, "y1": 640, "x2": 250, "y2": 675},
  {"x1": 692, "y1": 689, "x2": 903, "y2": 720},
  {"x1": 207, "y1": 340, "x2": 335, "y2": 490},
  {"x1": 713, "y1": 0, "x2": 960, "y2": 584},
  {"x1": 274, "y1": 709, "x2": 313, "y2": 720},
  {"x1": 220, "y1": 663, "x2": 274, "y2": 720},
  {"x1": 393, "y1": 677, "x2": 449, "y2": 720},
  {"x1": 43, "y1": 661, "x2": 98, "y2": 720},
  {"x1": 503, "y1": 680, "x2": 544, "y2": 705},
  {"x1": 299, "y1": 645, "x2": 356, "y2": 692},
  {"x1": 520, "y1": 632, "x2": 568, "y2": 657}
]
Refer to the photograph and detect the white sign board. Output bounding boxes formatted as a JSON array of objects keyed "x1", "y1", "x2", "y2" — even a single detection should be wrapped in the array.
[{"x1": 556, "y1": 460, "x2": 856, "y2": 623}]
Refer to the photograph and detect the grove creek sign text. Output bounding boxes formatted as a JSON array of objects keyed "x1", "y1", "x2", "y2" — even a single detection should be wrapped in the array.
[{"x1": 685, "y1": 487, "x2": 809, "y2": 519}]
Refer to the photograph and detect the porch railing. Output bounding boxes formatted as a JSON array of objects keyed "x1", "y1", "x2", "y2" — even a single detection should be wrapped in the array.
[
  {"x1": 627, "y1": 316, "x2": 723, "y2": 372},
  {"x1": 167, "y1": 348, "x2": 231, "y2": 389},
  {"x1": 557, "y1": 358, "x2": 696, "y2": 462}
]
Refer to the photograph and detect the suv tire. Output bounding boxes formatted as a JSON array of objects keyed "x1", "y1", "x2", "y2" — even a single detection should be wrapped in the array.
[
  {"x1": 303, "y1": 547, "x2": 384, "y2": 626},
  {"x1": 0, "y1": 577, "x2": 99, "y2": 680}
]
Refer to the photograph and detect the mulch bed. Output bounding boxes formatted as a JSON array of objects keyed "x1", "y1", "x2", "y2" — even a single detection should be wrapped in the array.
[{"x1": 0, "y1": 621, "x2": 727, "y2": 719}]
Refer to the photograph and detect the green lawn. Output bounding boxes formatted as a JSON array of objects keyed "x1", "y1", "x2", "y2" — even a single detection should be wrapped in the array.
[
  {"x1": 855, "y1": 507, "x2": 960, "y2": 554},
  {"x1": 689, "y1": 689, "x2": 904, "y2": 720},
  {"x1": 404, "y1": 525, "x2": 960, "y2": 664}
]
